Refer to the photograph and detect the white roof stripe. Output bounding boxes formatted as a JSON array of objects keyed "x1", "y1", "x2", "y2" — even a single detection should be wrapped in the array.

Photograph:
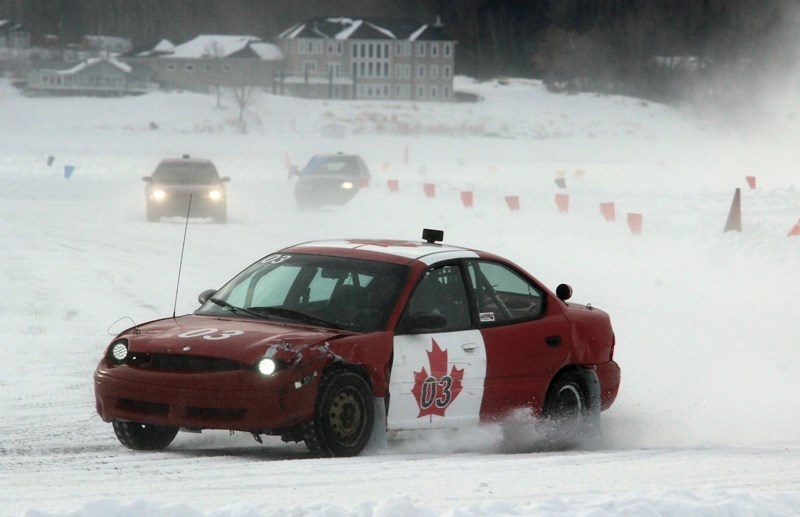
[{"x1": 290, "y1": 239, "x2": 477, "y2": 263}]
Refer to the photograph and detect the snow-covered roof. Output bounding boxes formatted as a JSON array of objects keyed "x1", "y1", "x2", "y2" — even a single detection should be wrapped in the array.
[
  {"x1": 249, "y1": 42, "x2": 283, "y2": 61},
  {"x1": 58, "y1": 57, "x2": 132, "y2": 75},
  {"x1": 279, "y1": 17, "x2": 454, "y2": 42},
  {"x1": 165, "y1": 35, "x2": 263, "y2": 59}
]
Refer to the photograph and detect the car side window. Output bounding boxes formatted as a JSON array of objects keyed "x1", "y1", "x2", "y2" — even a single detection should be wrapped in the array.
[
  {"x1": 466, "y1": 260, "x2": 544, "y2": 325},
  {"x1": 398, "y1": 264, "x2": 471, "y2": 333}
]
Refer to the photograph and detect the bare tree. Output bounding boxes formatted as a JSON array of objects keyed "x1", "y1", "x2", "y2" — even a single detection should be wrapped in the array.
[{"x1": 231, "y1": 85, "x2": 258, "y2": 132}]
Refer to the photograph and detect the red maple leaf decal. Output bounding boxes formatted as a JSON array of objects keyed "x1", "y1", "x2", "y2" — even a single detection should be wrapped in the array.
[{"x1": 410, "y1": 339, "x2": 464, "y2": 419}]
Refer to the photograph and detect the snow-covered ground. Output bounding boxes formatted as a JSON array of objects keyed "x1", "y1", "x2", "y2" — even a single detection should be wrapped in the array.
[{"x1": 1, "y1": 76, "x2": 799, "y2": 516}]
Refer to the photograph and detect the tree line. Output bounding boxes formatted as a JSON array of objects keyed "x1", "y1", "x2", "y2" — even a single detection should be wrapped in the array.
[{"x1": 2, "y1": 0, "x2": 798, "y2": 106}]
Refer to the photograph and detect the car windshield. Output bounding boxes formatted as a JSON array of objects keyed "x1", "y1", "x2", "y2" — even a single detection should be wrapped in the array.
[
  {"x1": 301, "y1": 156, "x2": 360, "y2": 176},
  {"x1": 195, "y1": 253, "x2": 409, "y2": 333},
  {"x1": 153, "y1": 162, "x2": 219, "y2": 184}
]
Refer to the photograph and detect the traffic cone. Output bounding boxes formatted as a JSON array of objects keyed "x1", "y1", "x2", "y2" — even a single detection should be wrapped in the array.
[
  {"x1": 505, "y1": 195, "x2": 520, "y2": 211},
  {"x1": 627, "y1": 213, "x2": 643, "y2": 235},
  {"x1": 600, "y1": 202, "x2": 616, "y2": 222},
  {"x1": 746, "y1": 176, "x2": 757, "y2": 189},
  {"x1": 724, "y1": 188, "x2": 742, "y2": 232},
  {"x1": 788, "y1": 219, "x2": 800, "y2": 237},
  {"x1": 460, "y1": 191, "x2": 474, "y2": 208},
  {"x1": 555, "y1": 193, "x2": 569, "y2": 213},
  {"x1": 423, "y1": 183, "x2": 436, "y2": 198}
]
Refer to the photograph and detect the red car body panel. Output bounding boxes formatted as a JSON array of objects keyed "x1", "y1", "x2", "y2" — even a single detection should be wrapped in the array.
[{"x1": 95, "y1": 238, "x2": 620, "y2": 440}]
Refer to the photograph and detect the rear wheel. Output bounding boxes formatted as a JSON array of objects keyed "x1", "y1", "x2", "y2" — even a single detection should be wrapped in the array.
[
  {"x1": 542, "y1": 371, "x2": 597, "y2": 449},
  {"x1": 303, "y1": 368, "x2": 373, "y2": 457},
  {"x1": 112, "y1": 421, "x2": 179, "y2": 450}
]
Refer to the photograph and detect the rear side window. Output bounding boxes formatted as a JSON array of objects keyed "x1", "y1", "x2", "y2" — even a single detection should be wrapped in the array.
[
  {"x1": 466, "y1": 260, "x2": 544, "y2": 325},
  {"x1": 399, "y1": 264, "x2": 471, "y2": 333}
]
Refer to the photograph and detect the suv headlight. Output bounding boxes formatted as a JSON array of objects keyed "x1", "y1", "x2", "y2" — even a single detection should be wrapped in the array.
[
  {"x1": 208, "y1": 190, "x2": 223, "y2": 201},
  {"x1": 152, "y1": 189, "x2": 167, "y2": 201}
]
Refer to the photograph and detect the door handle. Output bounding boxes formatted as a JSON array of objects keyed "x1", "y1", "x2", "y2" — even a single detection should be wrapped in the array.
[
  {"x1": 461, "y1": 343, "x2": 479, "y2": 354},
  {"x1": 545, "y1": 335, "x2": 562, "y2": 348}
]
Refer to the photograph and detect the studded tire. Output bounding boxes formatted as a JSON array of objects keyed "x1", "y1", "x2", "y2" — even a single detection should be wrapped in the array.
[
  {"x1": 112, "y1": 421, "x2": 179, "y2": 451},
  {"x1": 303, "y1": 368, "x2": 374, "y2": 457}
]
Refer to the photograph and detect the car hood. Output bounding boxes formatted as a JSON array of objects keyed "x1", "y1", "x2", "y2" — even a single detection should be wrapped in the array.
[{"x1": 121, "y1": 315, "x2": 345, "y2": 365}]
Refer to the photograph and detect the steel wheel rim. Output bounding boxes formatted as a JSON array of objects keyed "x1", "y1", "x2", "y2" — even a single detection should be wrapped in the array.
[{"x1": 328, "y1": 387, "x2": 365, "y2": 446}]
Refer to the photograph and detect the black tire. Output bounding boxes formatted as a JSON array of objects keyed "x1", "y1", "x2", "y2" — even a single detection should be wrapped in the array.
[
  {"x1": 542, "y1": 371, "x2": 598, "y2": 450},
  {"x1": 303, "y1": 368, "x2": 374, "y2": 457},
  {"x1": 112, "y1": 421, "x2": 179, "y2": 451}
]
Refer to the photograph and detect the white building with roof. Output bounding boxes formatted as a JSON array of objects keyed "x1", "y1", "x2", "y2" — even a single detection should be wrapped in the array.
[
  {"x1": 276, "y1": 16, "x2": 456, "y2": 101},
  {"x1": 123, "y1": 34, "x2": 283, "y2": 93}
]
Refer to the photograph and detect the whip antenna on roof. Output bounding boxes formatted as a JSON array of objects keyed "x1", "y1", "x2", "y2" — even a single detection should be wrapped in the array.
[{"x1": 173, "y1": 194, "x2": 193, "y2": 318}]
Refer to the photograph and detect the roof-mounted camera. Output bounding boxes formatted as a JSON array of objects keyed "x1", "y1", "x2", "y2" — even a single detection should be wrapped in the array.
[{"x1": 422, "y1": 228, "x2": 444, "y2": 244}]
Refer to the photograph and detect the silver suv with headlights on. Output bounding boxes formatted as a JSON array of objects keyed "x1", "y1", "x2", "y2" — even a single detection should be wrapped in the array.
[{"x1": 143, "y1": 156, "x2": 229, "y2": 223}]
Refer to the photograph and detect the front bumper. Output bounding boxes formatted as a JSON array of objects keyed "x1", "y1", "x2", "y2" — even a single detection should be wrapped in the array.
[
  {"x1": 94, "y1": 366, "x2": 317, "y2": 432},
  {"x1": 594, "y1": 360, "x2": 621, "y2": 410}
]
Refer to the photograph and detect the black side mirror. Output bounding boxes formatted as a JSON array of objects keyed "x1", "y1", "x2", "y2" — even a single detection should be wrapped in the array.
[
  {"x1": 400, "y1": 313, "x2": 448, "y2": 333},
  {"x1": 219, "y1": 176, "x2": 231, "y2": 182},
  {"x1": 198, "y1": 289, "x2": 217, "y2": 304},
  {"x1": 142, "y1": 176, "x2": 152, "y2": 182},
  {"x1": 556, "y1": 284, "x2": 573, "y2": 301}
]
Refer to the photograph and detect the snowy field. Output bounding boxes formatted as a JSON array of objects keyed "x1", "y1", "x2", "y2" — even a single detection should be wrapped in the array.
[{"x1": 1, "y1": 76, "x2": 800, "y2": 516}]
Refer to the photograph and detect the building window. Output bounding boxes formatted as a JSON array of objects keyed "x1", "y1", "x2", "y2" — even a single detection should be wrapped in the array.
[
  {"x1": 444, "y1": 65, "x2": 452, "y2": 78},
  {"x1": 417, "y1": 42, "x2": 426, "y2": 57},
  {"x1": 431, "y1": 65, "x2": 439, "y2": 79},
  {"x1": 417, "y1": 85, "x2": 425, "y2": 99},
  {"x1": 166, "y1": 64, "x2": 176, "y2": 72},
  {"x1": 444, "y1": 43, "x2": 452, "y2": 57},
  {"x1": 304, "y1": 61, "x2": 317, "y2": 73},
  {"x1": 432, "y1": 43, "x2": 439, "y2": 57},
  {"x1": 444, "y1": 85, "x2": 451, "y2": 98},
  {"x1": 185, "y1": 64, "x2": 195, "y2": 71},
  {"x1": 431, "y1": 85, "x2": 438, "y2": 99},
  {"x1": 418, "y1": 65, "x2": 425, "y2": 79}
]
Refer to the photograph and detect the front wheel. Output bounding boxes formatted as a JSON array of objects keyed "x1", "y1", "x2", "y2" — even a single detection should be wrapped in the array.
[
  {"x1": 303, "y1": 368, "x2": 374, "y2": 457},
  {"x1": 112, "y1": 421, "x2": 179, "y2": 450}
]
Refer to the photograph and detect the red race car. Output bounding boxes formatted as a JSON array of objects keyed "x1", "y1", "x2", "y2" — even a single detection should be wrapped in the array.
[{"x1": 94, "y1": 229, "x2": 620, "y2": 457}]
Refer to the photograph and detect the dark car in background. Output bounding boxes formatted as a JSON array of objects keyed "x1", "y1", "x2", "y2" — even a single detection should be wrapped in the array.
[
  {"x1": 292, "y1": 153, "x2": 371, "y2": 209},
  {"x1": 143, "y1": 156, "x2": 229, "y2": 222}
]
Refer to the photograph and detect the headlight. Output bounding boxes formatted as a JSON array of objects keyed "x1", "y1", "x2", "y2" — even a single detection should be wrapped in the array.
[
  {"x1": 256, "y1": 358, "x2": 276, "y2": 376},
  {"x1": 340, "y1": 181, "x2": 355, "y2": 190},
  {"x1": 152, "y1": 189, "x2": 166, "y2": 201},
  {"x1": 208, "y1": 190, "x2": 222, "y2": 201},
  {"x1": 107, "y1": 340, "x2": 129, "y2": 365}
]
